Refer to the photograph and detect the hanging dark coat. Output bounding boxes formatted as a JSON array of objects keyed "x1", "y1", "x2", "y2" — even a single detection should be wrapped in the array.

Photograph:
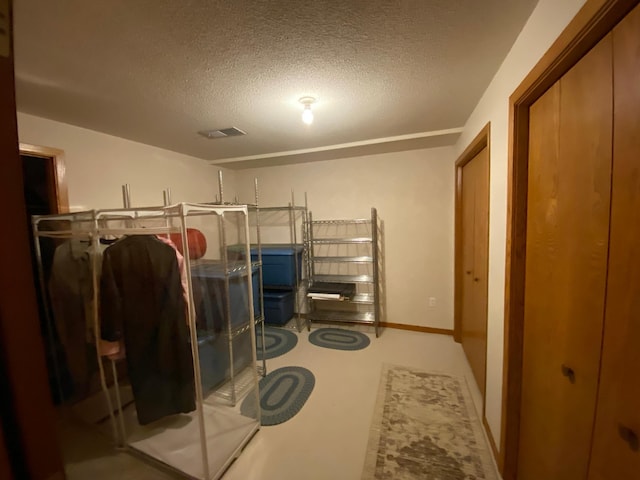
[{"x1": 100, "y1": 235, "x2": 195, "y2": 425}]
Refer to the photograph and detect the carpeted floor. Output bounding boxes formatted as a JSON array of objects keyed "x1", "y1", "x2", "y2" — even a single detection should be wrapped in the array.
[{"x1": 362, "y1": 364, "x2": 498, "y2": 480}]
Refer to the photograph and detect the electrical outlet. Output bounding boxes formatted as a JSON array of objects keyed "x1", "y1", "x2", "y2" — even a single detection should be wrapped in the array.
[{"x1": 428, "y1": 297, "x2": 436, "y2": 307}]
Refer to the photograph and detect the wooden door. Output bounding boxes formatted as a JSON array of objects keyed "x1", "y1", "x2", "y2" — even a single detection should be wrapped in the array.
[
  {"x1": 0, "y1": 410, "x2": 13, "y2": 479},
  {"x1": 588, "y1": 5, "x2": 640, "y2": 479},
  {"x1": 0, "y1": 1, "x2": 65, "y2": 478},
  {"x1": 518, "y1": 35, "x2": 613, "y2": 480},
  {"x1": 460, "y1": 146, "x2": 489, "y2": 396},
  {"x1": 0, "y1": 385, "x2": 13, "y2": 480}
]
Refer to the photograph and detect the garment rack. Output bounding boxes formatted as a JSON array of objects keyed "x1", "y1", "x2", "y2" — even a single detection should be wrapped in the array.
[{"x1": 32, "y1": 199, "x2": 261, "y2": 480}]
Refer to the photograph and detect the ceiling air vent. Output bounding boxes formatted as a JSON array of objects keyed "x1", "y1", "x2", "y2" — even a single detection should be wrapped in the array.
[{"x1": 198, "y1": 127, "x2": 247, "y2": 139}]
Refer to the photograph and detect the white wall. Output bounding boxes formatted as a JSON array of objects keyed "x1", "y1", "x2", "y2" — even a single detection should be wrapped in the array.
[
  {"x1": 455, "y1": 0, "x2": 586, "y2": 449},
  {"x1": 17, "y1": 113, "x2": 235, "y2": 210},
  {"x1": 235, "y1": 146, "x2": 456, "y2": 330}
]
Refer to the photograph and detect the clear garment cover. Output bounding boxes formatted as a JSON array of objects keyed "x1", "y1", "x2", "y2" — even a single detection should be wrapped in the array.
[{"x1": 33, "y1": 204, "x2": 261, "y2": 480}]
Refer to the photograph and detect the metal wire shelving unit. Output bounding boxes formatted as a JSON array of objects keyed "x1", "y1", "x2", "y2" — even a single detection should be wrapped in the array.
[{"x1": 306, "y1": 207, "x2": 382, "y2": 337}]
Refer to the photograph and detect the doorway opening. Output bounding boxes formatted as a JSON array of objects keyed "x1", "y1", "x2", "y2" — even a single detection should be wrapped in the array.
[{"x1": 19, "y1": 144, "x2": 69, "y2": 403}]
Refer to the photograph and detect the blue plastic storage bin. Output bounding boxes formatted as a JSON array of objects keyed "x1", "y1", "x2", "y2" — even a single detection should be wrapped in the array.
[
  {"x1": 190, "y1": 262, "x2": 260, "y2": 330},
  {"x1": 263, "y1": 289, "x2": 294, "y2": 325},
  {"x1": 197, "y1": 329, "x2": 253, "y2": 393},
  {"x1": 256, "y1": 245, "x2": 303, "y2": 287},
  {"x1": 227, "y1": 244, "x2": 303, "y2": 287}
]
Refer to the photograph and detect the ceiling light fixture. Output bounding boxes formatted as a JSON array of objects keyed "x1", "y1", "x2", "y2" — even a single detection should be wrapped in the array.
[{"x1": 299, "y1": 96, "x2": 315, "y2": 125}]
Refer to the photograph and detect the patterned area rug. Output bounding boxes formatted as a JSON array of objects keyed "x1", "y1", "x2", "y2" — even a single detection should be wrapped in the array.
[
  {"x1": 240, "y1": 366, "x2": 315, "y2": 426},
  {"x1": 309, "y1": 327, "x2": 370, "y2": 351},
  {"x1": 362, "y1": 365, "x2": 498, "y2": 480},
  {"x1": 256, "y1": 325, "x2": 298, "y2": 360}
]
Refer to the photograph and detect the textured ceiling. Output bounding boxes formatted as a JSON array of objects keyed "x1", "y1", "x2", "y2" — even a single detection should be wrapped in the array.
[{"x1": 13, "y1": 1, "x2": 538, "y2": 168}]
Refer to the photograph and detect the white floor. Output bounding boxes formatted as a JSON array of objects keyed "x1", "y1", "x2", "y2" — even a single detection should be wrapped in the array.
[{"x1": 60, "y1": 325, "x2": 488, "y2": 480}]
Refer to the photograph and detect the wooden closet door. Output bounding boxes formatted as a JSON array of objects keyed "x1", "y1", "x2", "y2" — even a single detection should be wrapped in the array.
[
  {"x1": 588, "y1": 5, "x2": 640, "y2": 479},
  {"x1": 0, "y1": 1, "x2": 65, "y2": 478},
  {"x1": 0, "y1": 422, "x2": 12, "y2": 480},
  {"x1": 460, "y1": 146, "x2": 489, "y2": 396},
  {"x1": 518, "y1": 35, "x2": 613, "y2": 480}
]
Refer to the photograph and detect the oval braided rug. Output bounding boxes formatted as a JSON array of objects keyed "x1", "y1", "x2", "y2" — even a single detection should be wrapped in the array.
[
  {"x1": 256, "y1": 325, "x2": 298, "y2": 360},
  {"x1": 241, "y1": 366, "x2": 315, "y2": 426},
  {"x1": 309, "y1": 327, "x2": 371, "y2": 351}
]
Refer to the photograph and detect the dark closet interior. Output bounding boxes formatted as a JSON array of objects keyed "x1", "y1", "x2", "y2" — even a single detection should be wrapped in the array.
[{"x1": 20, "y1": 154, "x2": 65, "y2": 402}]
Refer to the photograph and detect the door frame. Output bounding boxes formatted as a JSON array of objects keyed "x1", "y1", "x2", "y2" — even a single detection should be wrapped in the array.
[
  {"x1": 501, "y1": 0, "x2": 639, "y2": 478},
  {"x1": 19, "y1": 143, "x2": 69, "y2": 214}
]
